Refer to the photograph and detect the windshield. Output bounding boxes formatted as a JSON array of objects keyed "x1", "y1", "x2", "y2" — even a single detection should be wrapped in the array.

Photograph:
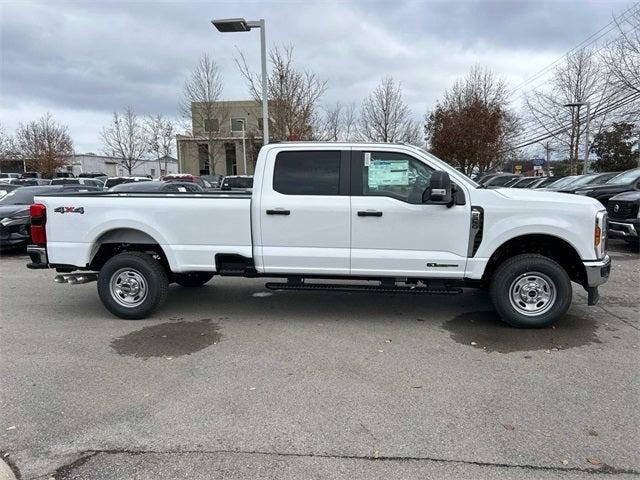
[
  {"x1": 411, "y1": 145, "x2": 481, "y2": 188},
  {"x1": 606, "y1": 169, "x2": 640, "y2": 185},
  {"x1": 546, "y1": 176, "x2": 578, "y2": 189},
  {"x1": 566, "y1": 174, "x2": 598, "y2": 187}
]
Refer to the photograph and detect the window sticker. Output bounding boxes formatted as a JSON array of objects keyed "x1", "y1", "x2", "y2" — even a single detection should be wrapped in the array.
[{"x1": 368, "y1": 159, "x2": 409, "y2": 188}]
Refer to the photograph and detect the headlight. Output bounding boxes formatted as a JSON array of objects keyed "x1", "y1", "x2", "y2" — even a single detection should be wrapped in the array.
[
  {"x1": 594, "y1": 210, "x2": 607, "y2": 259},
  {"x1": 0, "y1": 216, "x2": 29, "y2": 227}
]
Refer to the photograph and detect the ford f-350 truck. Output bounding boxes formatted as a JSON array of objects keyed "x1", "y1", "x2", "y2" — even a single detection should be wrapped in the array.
[{"x1": 26, "y1": 143, "x2": 611, "y2": 328}]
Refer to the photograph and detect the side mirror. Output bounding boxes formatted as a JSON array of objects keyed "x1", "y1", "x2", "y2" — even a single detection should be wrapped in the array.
[{"x1": 423, "y1": 171, "x2": 453, "y2": 205}]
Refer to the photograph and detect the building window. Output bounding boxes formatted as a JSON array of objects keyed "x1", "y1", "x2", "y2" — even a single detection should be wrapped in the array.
[
  {"x1": 257, "y1": 118, "x2": 264, "y2": 131},
  {"x1": 204, "y1": 118, "x2": 219, "y2": 133},
  {"x1": 231, "y1": 118, "x2": 246, "y2": 132},
  {"x1": 150, "y1": 168, "x2": 156, "y2": 177}
]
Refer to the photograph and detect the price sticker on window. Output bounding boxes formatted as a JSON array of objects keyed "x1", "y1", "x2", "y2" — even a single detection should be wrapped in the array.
[{"x1": 364, "y1": 152, "x2": 371, "y2": 167}]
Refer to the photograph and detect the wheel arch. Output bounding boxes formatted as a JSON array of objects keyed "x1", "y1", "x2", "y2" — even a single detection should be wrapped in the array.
[
  {"x1": 88, "y1": 227, "x2": 174, "y2": 272},
  {"x1": 482, "y1": 233, "x2": 587, "y2": 287}
]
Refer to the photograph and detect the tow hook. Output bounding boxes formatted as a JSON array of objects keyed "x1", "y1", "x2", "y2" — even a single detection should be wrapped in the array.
[{"x1": 55, "y1": 273, "x2": 98, "y2": 285}]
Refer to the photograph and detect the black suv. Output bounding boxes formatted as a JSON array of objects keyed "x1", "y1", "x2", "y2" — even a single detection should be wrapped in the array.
[
  {"x1": 575, "y1": 168, "x2": 640, "y2": 206},
  {"x1": 607, "y1": 191, "x2": 640, "y2": 247}
]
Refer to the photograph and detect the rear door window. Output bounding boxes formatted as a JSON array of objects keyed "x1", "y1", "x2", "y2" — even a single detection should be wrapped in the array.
[{"x1": 273, "y1": 151, "x2": 341, "y2": 195}]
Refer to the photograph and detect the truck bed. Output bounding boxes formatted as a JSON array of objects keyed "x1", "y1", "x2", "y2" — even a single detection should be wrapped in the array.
[{"x1": 35, "y1": 192, "x2": 253, "y2": 272}]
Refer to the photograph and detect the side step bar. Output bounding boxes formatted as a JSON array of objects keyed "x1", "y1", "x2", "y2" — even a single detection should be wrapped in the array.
[{"x1": 265, "y1": 281, "x2": 462, "y2": 295}]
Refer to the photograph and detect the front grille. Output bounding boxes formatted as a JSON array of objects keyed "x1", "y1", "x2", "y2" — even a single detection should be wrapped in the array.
[{"x1": 607, "y1": 201, "x2": 638, "y2": 220}]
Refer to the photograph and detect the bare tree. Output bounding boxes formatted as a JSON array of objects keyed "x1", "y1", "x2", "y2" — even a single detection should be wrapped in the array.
[
  {"x1": 15, "y1": 113, "x2": 73, "y2": 177},
  {"x1": 525, "y1": 47, "x2": 625, "y2": 175},
  {"x1": 359, "y1": 77, "x2": 421, "y2": 144},
  {"x1": 146, "y1": 114, "x2": 175, "y2": 176},
  {"x1": 181, "y1": 53, "x2": 226, "y2": 174},
  {"x1": 0, "y1": 123, "x2": 17, "y2": 171},
  {"x1": 602, "y1": 7, "x2": 640, "y2": 95},
  {"x1": 236, "y1": 44, "x2": 327, "y2": 140},
  {"x1": 425, "y1": 66, "x2": 518, "y2": 175},
  {"x1": 100, "y1": 106, "x2": 148, "y2": 175},
  {"x1": 320, "y1": 101, "x2": 359, "y2": 141}
]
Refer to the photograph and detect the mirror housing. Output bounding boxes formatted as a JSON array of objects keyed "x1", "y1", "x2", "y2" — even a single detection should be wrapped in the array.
[{"x1": 423, "y1": 171, "x2": 453, "y2": 205}]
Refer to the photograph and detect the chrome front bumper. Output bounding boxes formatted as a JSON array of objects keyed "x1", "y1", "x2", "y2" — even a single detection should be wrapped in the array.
[
  {"x1": 26, "y1": 245, "x2": 49, "y2": 269},
  {"x1": 583, "y1": 255, "x2": 611, "y2": 288}
]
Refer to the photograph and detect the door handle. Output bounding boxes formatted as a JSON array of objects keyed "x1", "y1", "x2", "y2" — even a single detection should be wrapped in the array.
[
  {"x1": 357, "y1": 210, "x2": 383, "y2": 217},
  {"x1": 266, "y1": 209, "x2": 291, "y2": 215}
]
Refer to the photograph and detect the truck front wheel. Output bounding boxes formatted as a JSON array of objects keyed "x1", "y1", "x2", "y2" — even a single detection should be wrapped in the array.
[
  {"x1": 97, "y1": 252, "x2": 168, "y2": 320},
  {"x1": 489, "y1": 254, "x2": 572, "y2": 328}
]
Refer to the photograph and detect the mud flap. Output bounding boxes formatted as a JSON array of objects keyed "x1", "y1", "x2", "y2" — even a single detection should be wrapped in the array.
[{"x1": 587, "y1": 286, "x2": 600, "y2": 306}]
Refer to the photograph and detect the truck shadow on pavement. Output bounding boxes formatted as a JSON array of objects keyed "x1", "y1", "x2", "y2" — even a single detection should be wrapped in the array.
[{"x1": 442, "y1": 310, "x2": 601, "y2": 353}]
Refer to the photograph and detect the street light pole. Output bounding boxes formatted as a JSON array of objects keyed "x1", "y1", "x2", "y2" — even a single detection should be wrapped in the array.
[
  {"x1": 211, "y1": 17, "x2": 269, "y2": 145},
  {"x1": 564, "y1": 101, "x2": 591, "y2": 174},
  {"x1": 240, "y1": 120, "x2": 247, "y2": 175}
]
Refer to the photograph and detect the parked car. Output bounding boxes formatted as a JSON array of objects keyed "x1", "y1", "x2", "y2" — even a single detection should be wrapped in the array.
[
  {"x1": 51, "y1": 177, "x2": 105, "y2": 188},
  {"x1": 200, "y1": 174, "x2": 224, "y2": 189},
  {"x1": 606, "y1": 191, "x2": 640, "y2": 246},
  {"x1": 0, "y1": 183, "x2": 22, "y2": 199},
  {"x1": 78, "y1": 173, "x2": 108, "y2": 181},
  {"x1": 0, "y1": 173, "x2": 21, "y2": 179},
  {"x1": 0, "y1": 185, "x2": 100, "y2": 250},
  {"x1": 103, "y1": 176, "x2": 152, "y2": 190},
  {"x1": 20, "y1": 171, "x2": 41, "y2": 179},
  {"x1": 575, "y1": 168, "x2": 640, "y2": 205},
  {"x1": 541, "y1": 175, "x2": 581, "y2": 191},
  {"x1": 482, "y1": 174, "x2": 519, "y2": 188},
  {"x1": 530, "y1": 177, "x2": 557, "y2": 189},
  {"x1": 161, "y1": 174, "x2": 210, "y2": 190},
  {"x1": 54, "y1": 172, "x2": 76, "y2": 178},
  {"x1": 475, "y1": 173, "x2": 501, "y2": 185},
  {"x1": 508, "y1": 177, "x2": 544, "y2": 189},
  {"x1": 26, "y1": 142, "x2": 610, "y2": 328},
  {"x1": 110, "y1": 181, "x2": 204, "y2": 193},
  {"x1": 220, "y1": 175, "x2": 254, "y2": 190},
  {"x1": 553, "y1": 172, "x2": 620, "y2": 194},
  {"x1": 16, "y1": 179, "x2": 52, "y2": 186}
]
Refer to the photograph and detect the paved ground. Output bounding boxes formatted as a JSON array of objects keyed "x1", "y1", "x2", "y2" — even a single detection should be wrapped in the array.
[{"x1": 0, "y1": 240, "x2": 638, "y2": 479}]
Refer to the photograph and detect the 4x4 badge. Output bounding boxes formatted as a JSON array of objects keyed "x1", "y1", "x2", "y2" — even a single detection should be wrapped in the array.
[{"x1": 54, "y1": 207, "x2": 84, "y2": 214}]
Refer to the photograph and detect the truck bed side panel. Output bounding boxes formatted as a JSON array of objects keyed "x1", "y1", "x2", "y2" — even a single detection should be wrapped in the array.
[{"x1": 37, "y1": 195, "x2": 252, "y2": 272}]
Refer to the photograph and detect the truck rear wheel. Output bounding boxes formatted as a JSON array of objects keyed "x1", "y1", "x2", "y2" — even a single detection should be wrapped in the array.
[
  {"x1": 173, "y1": 272, "x2": 214, "y2": 288},
  {"x1": 489, "y1": 254, "x2": 571, "y2": 328},
  {"x1": 97, "y1": 252, "x2": 168, "y2": 320}
]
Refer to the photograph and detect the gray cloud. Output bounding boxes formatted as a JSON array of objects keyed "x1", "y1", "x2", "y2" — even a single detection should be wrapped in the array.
[{"x1": 0, "y1": 0, "x2": 630, "y2": 152}]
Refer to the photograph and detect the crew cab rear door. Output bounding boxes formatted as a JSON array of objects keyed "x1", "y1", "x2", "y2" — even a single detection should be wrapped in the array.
[
  {"x1": 257, "y1": 148, "x2": 351, "y2": 275},
  {"x1": 349, "y1": 149, "x2": 470, "y2": 278}
]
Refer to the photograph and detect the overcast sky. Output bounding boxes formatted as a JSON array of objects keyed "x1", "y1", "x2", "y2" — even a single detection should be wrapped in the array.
[{"x1": 0, "y1": 0, "x2": 631, "y2": 155}]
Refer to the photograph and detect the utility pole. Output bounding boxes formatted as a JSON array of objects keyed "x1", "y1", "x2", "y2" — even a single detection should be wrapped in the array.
[{"x1": 544, "y1": 141, "x2": 553, "y2": 176}]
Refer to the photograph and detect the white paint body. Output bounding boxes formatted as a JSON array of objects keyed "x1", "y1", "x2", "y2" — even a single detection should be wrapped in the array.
[{"x1": 36, "y1": 143, "x2": 605, "y2": 278}]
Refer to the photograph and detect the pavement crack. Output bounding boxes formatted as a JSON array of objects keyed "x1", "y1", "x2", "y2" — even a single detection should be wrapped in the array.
[
  {"x1": 42, "y1": 447, "x2": 640, "y2": 478},
  {"x1": 597, "y1": 304, "x2": 640, "y2": 331}
]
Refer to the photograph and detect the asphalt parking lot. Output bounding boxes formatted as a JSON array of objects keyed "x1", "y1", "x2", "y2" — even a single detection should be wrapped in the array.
[{"x1": 0, "y1": 241, "x2": 638, "y2": 480}]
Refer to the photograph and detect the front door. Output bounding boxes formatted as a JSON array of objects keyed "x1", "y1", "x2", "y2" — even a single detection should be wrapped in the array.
[
  {"x1": 259, "y1": 149, "x2": 351, "y2": 275},
  {"x1": 350, "y1": 150, "x2": 470, "y2": 278}
]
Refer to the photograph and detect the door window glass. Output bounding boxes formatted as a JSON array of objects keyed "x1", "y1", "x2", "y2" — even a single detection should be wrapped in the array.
[
  {"x1": 274, "y1": 151, "x2": 341, "y2": 195},
  {"x1": 363, "y1": 152, "x2": 433, "y2": 204}
]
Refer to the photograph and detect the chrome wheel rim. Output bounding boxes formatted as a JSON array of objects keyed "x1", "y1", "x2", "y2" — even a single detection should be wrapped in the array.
[
  {"x1": 110, "y1": 268, "x2": 148, "y2": 308},
  {"x1": 508, "y1": 271, "x2": 556, "y2": 317}
]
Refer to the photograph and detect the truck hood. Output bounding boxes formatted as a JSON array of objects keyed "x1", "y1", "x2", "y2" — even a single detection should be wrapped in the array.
[{"x1": 491, "y1": 187, "x2": 603, "y2": 208}]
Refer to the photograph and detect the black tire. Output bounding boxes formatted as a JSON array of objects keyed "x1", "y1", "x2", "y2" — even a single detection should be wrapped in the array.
[
  {"x1": 489, "y1": 254, "x2": 572, "y2": 328},
  {"x1": 173, "y1": 272, "x2": 215, "y2": 288},
  {"x1": 97, "y1": 252, "x2": 168, "y2": 320}
]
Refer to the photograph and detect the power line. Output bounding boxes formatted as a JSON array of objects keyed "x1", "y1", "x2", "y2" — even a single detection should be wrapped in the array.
[{"x1": 506, "y1": 3, "x2": 640, "y2": 100}]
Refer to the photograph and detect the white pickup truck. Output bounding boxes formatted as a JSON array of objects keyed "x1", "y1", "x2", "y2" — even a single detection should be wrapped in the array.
[{"x1": 26, "y1": 142, "x2": 611, "y2": 328}]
